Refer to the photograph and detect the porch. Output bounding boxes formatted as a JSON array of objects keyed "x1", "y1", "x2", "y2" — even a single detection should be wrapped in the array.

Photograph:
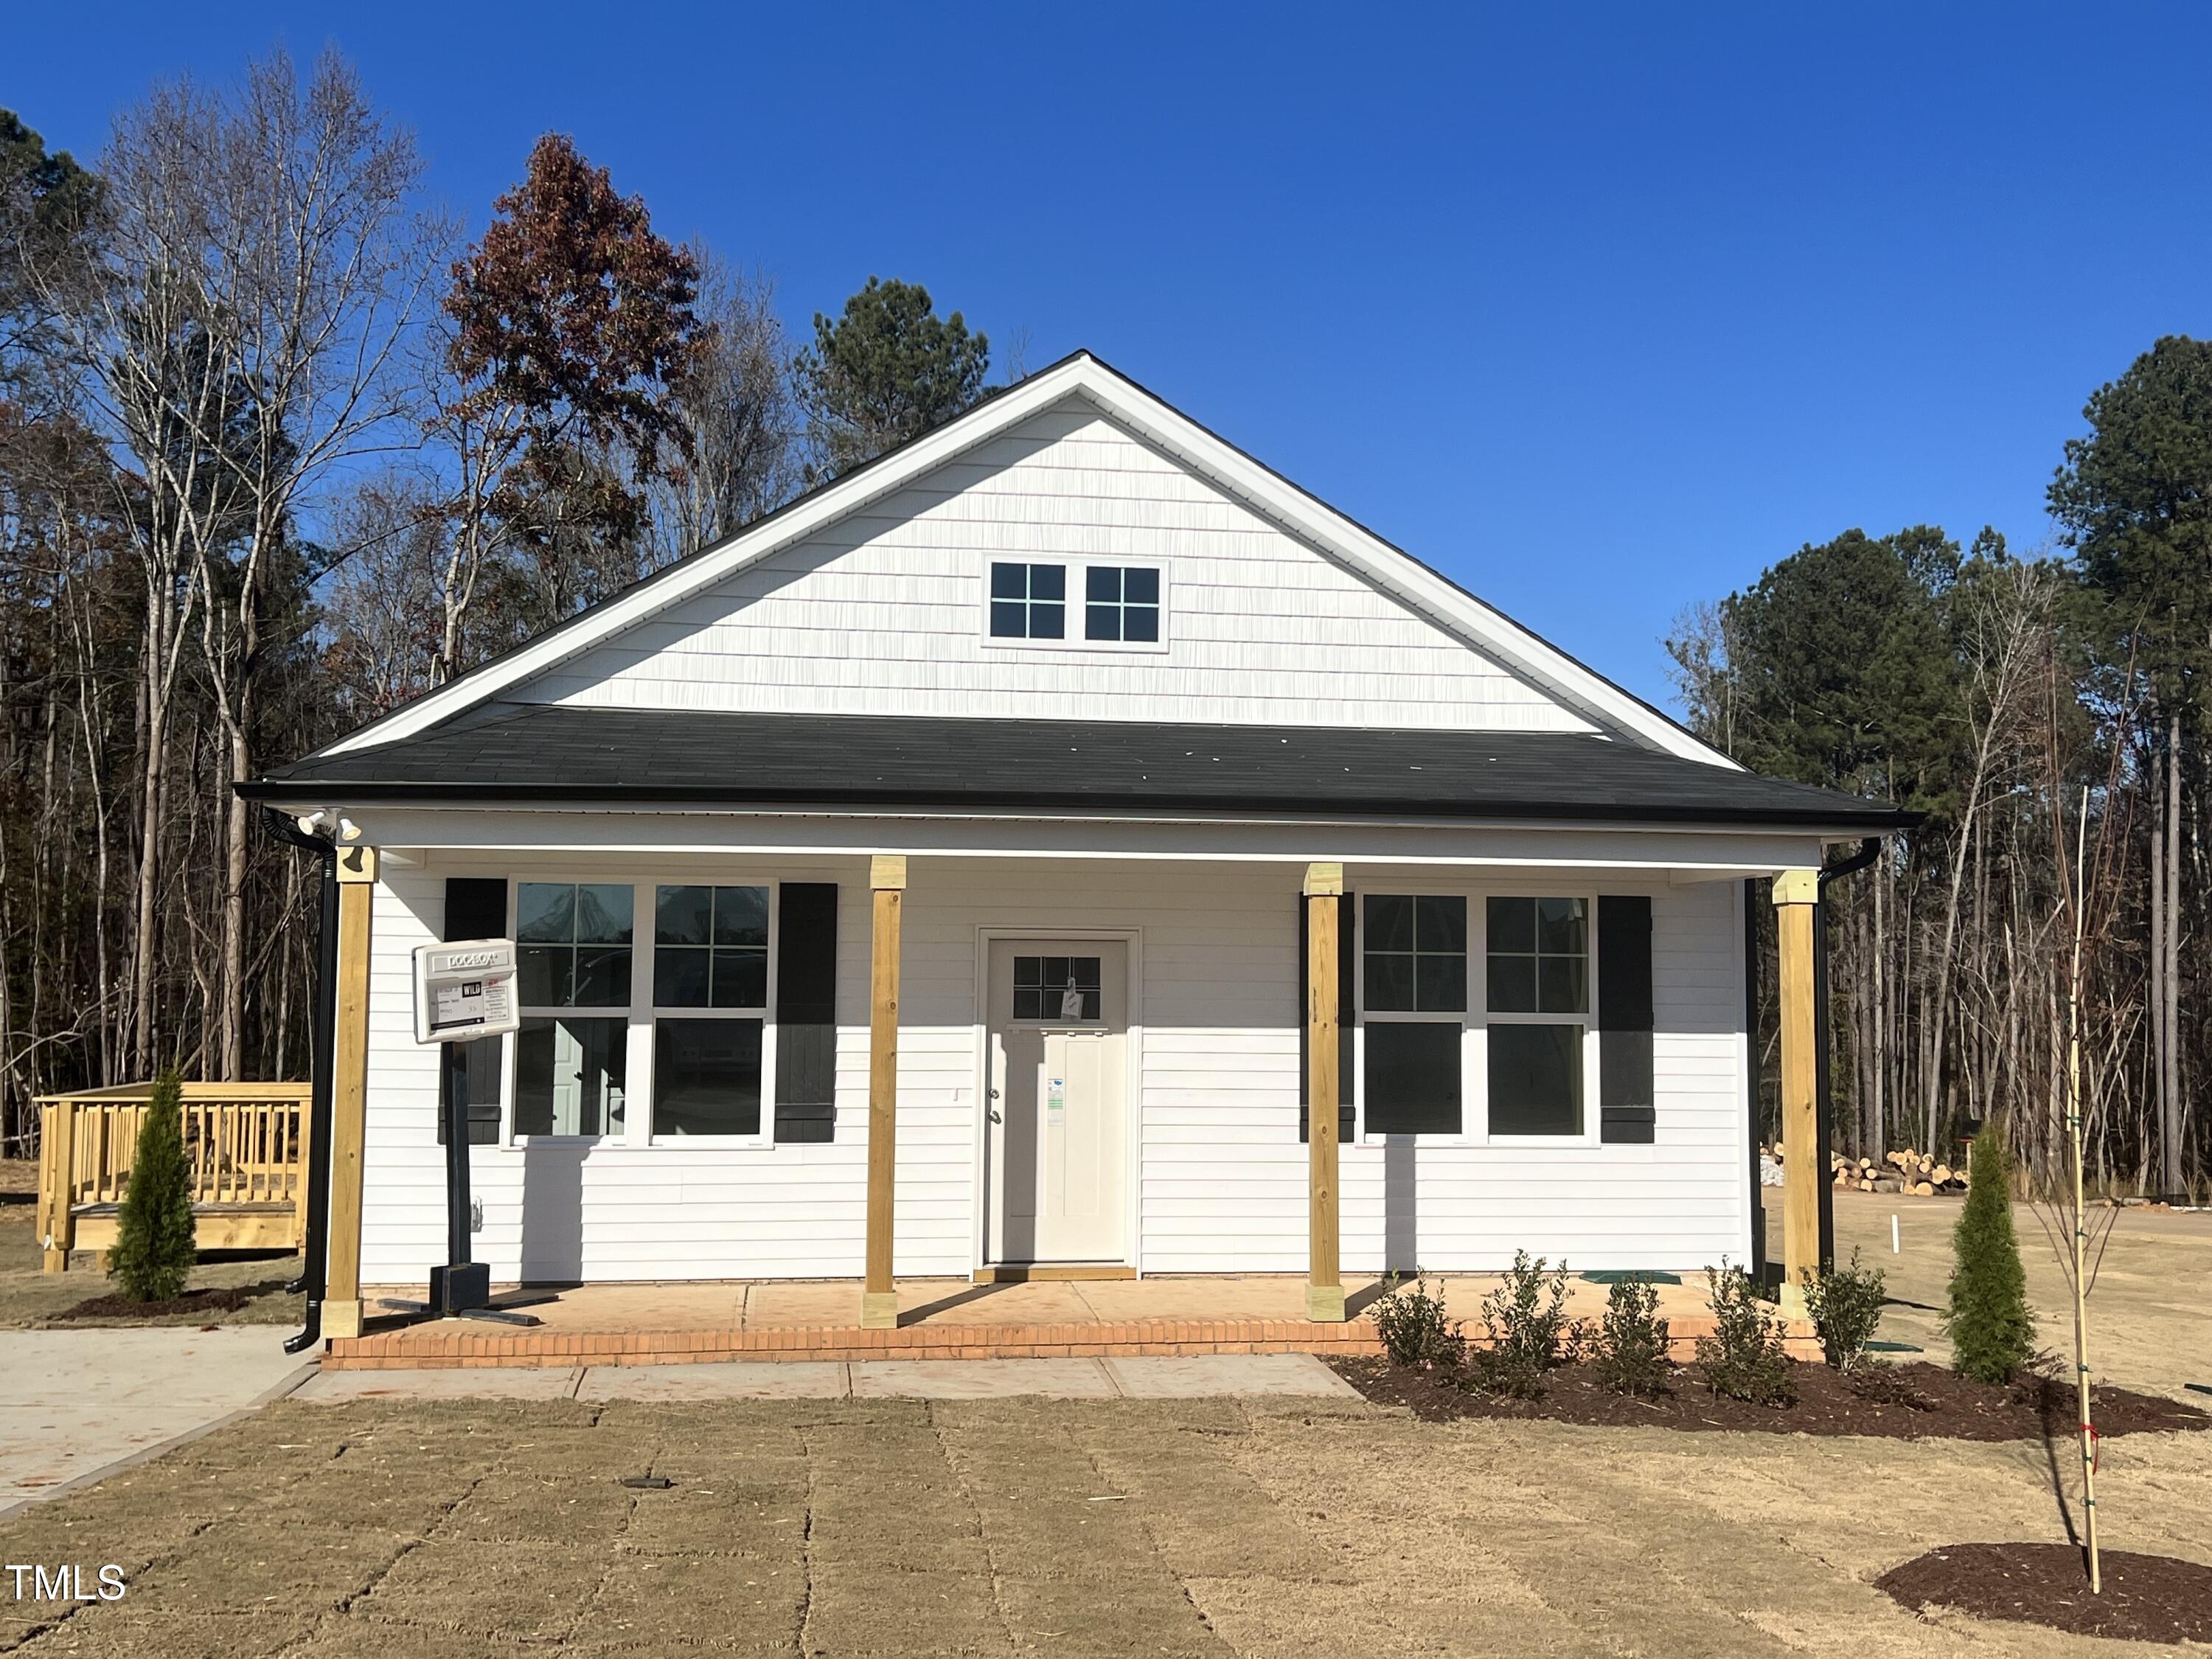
[
  {"x1": 34, "y1": 1082, "x2": 312, "y2": 1270},
  {"x1": 324, "y1": 1270, "x2": 1817, "y2": 1370}
]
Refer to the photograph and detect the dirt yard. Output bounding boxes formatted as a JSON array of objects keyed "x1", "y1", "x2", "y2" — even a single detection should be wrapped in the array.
[
  {"x1": 3, "y1": 1385, "x2": 2208, "y2": 1658},
  {"x1": 0, "y1": 1187, "x2": 2203, "y2": 1655}
]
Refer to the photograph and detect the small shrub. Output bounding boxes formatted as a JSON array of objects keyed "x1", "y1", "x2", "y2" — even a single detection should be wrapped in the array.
[
  {"x1": 1804, "y1": 1248, "x2": 1887, "y2": 1370},
  {"x1": 1464, "y1": 1251, "x2": 1575, "y2": 1399},
  {"x1": 1944, "y1": 1122, "x2": 2035, "y2": 1385},
  {"x1": 1371, "y1": 1273, "x2": 1463, "y2": 1368},
  {"x1": 1844, "y1": 1357, "x2": 1933, "y2": 1411},
  {"x1": 108, "y1": 1067, "x2": 197, "y2": 1304},
  {"x1": 1695, "y1": 1261, "x2": 1796, "y2": 1406},
  {"x1": 1589, "y1": 1275, "x2": 1673, "y2": 1397}
]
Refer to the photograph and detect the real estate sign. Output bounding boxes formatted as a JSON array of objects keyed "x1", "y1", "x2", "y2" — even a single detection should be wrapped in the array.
[{"x1": 411, "y1": 939, "x2": 520, "y2": 1044}]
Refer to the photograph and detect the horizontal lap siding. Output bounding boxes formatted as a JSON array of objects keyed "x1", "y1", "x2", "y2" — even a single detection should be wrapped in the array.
[
  {"x1": 361, "y1": 855, "x2": 911, "y2": 1287},
  {"x1": 360, "y1": 858, "x2": 1747, "y2": 1284},
  {"x1": 514, "y1": 404, "x2": 1592, "y2": 734}
]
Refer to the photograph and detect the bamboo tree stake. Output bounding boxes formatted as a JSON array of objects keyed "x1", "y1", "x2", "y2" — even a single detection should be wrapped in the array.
[{"x1": 2066, "y1": 786, "x2": 2101, "y2": 1594}]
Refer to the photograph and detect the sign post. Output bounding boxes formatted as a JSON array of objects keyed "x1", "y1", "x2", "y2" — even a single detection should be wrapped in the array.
[{"x1": 389, "y1": 941, "x2": 540, "y2": 1326}]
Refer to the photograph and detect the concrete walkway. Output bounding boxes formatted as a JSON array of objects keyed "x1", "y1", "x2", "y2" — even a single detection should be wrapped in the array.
[
  {"x1": 293, "y1": 1351, "x2": 1364, "y2": 1402},
  {"x1": 0, "y1": 1329, "x2": 308, "y2": 1514}
]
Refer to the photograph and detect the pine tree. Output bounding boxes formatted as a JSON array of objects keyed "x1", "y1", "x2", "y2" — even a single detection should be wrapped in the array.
[
  {"x1": 1944, "y1": 1121, "x2": 2035, "y2": 1383},
  {"x1": 108, "y1": 1067, "x2": 198, "y2": 1302}
]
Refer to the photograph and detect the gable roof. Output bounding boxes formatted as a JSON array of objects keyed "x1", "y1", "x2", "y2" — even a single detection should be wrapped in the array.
[
  {"x1": 315, "y1": 351, "x2": 1733, "y2": 766},
  {"x1": 246, "y1": 706, "x2": 1910, "y2": 831}
]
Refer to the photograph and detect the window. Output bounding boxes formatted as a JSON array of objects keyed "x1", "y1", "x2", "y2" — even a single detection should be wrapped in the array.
[
  {"x1": 515, "y1": 883, "x2": 633, "y2": 1136},
  {"x1": 990, "y1": 562, "x2": 1065, "y2": 639},
  {"x1": 652, "y1": 885, "x2": 769, "y2": 1136},
  {"x1": 1084, "y1": 566, "x2": 1161, "y2": 642},
  {"x1": 1486, "y1": 897, "x2": 1588, "y2": 1135},
  {"x1": 1361, "y1": 895, "x2": 1464, "y2": 1134},
  {"x1": 1012, "y1": 955, "x2": 1101, "y2": 1022}
]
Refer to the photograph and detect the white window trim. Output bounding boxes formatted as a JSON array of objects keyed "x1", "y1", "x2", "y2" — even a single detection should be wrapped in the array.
[
  {"x1": 644, "y1": 880, "x2": 779, "y2": 1149},
  {"x1": 1475, "y1": 891, "x2": 1603, "y2": 1148},
  {"x1": 508, "y1": 877, "x2": 644, "y2": 1147},
  {"x1": 978, "y1": 558, "x2": 1172, "y2": 655},
  {"x1": 1352, "y1": 884, "x2": 1604, "y2": 1147},
  {"x1": 501, "y1": 875, "x2": 785, "y2": 1151}
]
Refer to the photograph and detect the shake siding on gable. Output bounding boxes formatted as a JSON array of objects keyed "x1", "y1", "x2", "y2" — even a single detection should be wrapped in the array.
[
  {"x1": 512, "y1": 402, "x2": 1596, "y2": 733},
  {"x1": 355, "y1": 852, "x2": 1747, "y2": 1287}
]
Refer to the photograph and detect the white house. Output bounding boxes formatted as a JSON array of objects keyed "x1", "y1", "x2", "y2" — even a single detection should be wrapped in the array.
[{"x1": 243, "y1": 352, "x2": 1902, "y2": 1339}]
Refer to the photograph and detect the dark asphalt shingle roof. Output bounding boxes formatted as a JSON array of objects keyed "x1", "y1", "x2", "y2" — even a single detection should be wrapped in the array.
[{"x1": 242, "y1": 704, "x2": 1912, "y2": 830}]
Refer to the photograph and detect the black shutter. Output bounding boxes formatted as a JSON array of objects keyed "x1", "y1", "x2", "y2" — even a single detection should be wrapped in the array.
[
  {"x1": 1298, "y1": 892, "x2": 1357, "y2": 1144},
  {"x1": 773, "y1": 883, "x2": 839, "y2": 1142},
  {"x1": 1598, "y1": 895, "x2": 1655, "y2": 1144},
  {"x1": 439, "y1": 877, "x2": 507, "y2": 1146}
]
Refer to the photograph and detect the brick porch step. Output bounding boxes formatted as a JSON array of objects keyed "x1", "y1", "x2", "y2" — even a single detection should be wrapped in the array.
[
  {"x1": 323, "y1": 1312, "x2": 1818, "y2": 1371},
  {"x1": 323, "y1": 1318, "x2": 1391, "y2": 1371}
]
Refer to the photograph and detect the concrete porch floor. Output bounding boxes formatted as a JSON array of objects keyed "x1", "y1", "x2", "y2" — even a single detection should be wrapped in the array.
[{"x1": 330, "y1": 1271, "x2": 1812, "y2": 1371}]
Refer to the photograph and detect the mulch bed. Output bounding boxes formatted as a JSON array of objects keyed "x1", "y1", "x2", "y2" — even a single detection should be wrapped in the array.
[
  {"x1": 45, "y1": 1284, "x2": 260, "y2": 1321},
  {"x1": 1877, "y1": 1543, "x2": 2212, "y2": 1644},
  {"x1": 1327, "y1": 1356, "x2": 2212, "y2": 1441}
]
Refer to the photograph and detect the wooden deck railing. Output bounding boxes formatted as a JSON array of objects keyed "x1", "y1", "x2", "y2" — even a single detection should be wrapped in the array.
[{"x1": 34, "y1": 1082, "x2": 313, "y2": 1271}]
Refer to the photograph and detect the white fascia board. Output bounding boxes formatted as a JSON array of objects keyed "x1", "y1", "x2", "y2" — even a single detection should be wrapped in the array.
[
  {"x1": 319, "y1": 353, "x2": 1731, "y2": 768},
  {"x1": 310, "y1": 802, "x2": 1835, "y2": 872}
]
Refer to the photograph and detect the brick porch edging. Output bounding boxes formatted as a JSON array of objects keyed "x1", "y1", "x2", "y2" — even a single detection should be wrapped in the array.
[{"x1": 323, "y1": 1314, "x2": 1818, "y2": 1371}]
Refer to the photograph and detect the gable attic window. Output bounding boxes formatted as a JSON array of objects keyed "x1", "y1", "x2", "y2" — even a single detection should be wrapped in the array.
[
  {"x1": 989, "y1": 562, "x2": 1065, "y2": 639},
  {"x1": 1084, "y1": 566, "x2": 1161, "y2": 641}
]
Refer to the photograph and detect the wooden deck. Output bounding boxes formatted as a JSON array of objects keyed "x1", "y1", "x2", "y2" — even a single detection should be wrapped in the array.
[{"x1": 34, "y1": 1083, "x2": 311, "y2": 1269}]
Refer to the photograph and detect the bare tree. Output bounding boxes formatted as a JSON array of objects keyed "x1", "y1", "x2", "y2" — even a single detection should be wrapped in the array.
[
  {"x1": 192, "y1": 50, "x2": 442, "y2": 1074},
  {"x1": 649, "y1": 248, "x2": 796, "y2": 564}
]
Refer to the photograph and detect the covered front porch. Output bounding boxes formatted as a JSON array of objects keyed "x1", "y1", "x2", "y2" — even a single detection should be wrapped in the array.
[{"x1": 244, "y1": 719, "x2": 1896, "y2": 1350}]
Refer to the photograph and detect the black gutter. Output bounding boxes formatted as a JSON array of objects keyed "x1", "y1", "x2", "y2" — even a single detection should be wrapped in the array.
[
  {"x1": 1814, "y1": 838, "x2": 1885, "y2": 1273},
  {"x1": 265, "y1": 809, "x2": 337, "y2": 1356}
]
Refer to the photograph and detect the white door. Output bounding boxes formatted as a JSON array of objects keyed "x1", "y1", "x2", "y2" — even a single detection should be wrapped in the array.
[{"x1": 985, "y1": 940, "x2": 1129, "y2": 1264}]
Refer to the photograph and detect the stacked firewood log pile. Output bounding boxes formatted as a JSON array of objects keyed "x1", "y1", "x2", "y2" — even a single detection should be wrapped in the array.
[{"x1": 1760, "y1": 1144, "x2": 1968, "y2": 1197}]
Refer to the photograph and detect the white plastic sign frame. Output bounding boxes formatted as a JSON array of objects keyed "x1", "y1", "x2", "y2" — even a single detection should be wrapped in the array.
[{"x1": 412, "y1": 938, "x2": 521, "y2": 1044}]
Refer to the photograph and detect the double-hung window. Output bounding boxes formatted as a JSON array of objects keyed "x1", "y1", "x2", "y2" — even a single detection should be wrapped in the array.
[
  {"x1": 1485, "y1": 897, "x2": 1589, "y2": 1136},
  {"x1": 652, "y1": 884, "x2": 770, "y2": 1138},
  {"x1": 514, "y1": 883, "x2": 633, "y2": 1137},
  {"x1": 1360, "y1": 895, "x2": 1466, "y2": 1134}
]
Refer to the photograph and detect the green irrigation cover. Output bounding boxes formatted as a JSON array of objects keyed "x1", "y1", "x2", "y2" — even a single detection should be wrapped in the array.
[
  {"x1": 1578, "y1": 1270, "x2": 1683, "y2": 1286},
  {"x1": 1864, "y1": 1340, "x2": 1924, "y2": 1353}
]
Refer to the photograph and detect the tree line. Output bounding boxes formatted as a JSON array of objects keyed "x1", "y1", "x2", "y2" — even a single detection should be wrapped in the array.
[
  {"x1": 1672, "y1": 336, "x2": 2211, "y2": 1195},
  {"x1": 0, "y1": 48, "x2": 995, "y2": 1152}
]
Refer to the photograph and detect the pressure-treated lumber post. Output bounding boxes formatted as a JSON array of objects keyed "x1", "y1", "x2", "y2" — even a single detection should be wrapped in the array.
[
  {"x1": 861, "y1": 855, "x2": 907, "y2": 1329},
  {"x1": 323, "y1": 844, "x2": 378, "y2": 1340},
  {"x1": 1773, "y1": 868, "x2": 1820, "y2": 1320},
  {"x1": 39, "y1": 1098, "x2": 75, "y2": 1272},
  {"x1": 1305, "y1": 862, "x2": 1346, "y2": 1323}
]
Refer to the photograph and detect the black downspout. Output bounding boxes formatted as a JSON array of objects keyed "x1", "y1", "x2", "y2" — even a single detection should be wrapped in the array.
[
  {"x1": 1743, "y1": 877, "x2": 1766, "y2": 1284},
  {"x1": 266, "y1": 809, "x2": 337, "y2": 1355},
  {"x1": 1814, "y1": 838, "x2": 1883, "y2": 1275}
]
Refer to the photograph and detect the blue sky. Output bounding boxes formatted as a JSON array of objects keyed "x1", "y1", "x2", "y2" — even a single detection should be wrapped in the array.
[{"x1": 14, "y1": 4, "x2": 2211, "y2": 706}]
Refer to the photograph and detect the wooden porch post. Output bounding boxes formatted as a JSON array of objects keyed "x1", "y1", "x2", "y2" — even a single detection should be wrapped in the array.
[
  {"x1": 1773, "y1": 868, "x2": 1819, "y2": 1318},
  {"x1": 1305, "y1": 862, "x2": 1346, "y2": 1323},
  {"x1": 861, "y1": 854, "x2": 907, "y2": 1329},
  {"x1": 38, "y1": 1097, "x2": 75, "y2": 1272},
  {"x1": 323, "y1": 843, "x2": 378, "y2": 1340}
]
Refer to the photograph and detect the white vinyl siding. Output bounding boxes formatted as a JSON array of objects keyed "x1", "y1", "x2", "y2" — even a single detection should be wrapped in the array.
[
  {"x1": 512, "y1": 403, "x2": 1595, "y2": 734},
  {"x1": 358, "y1": 849, "x2": 1747, "y2": 1288}
]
